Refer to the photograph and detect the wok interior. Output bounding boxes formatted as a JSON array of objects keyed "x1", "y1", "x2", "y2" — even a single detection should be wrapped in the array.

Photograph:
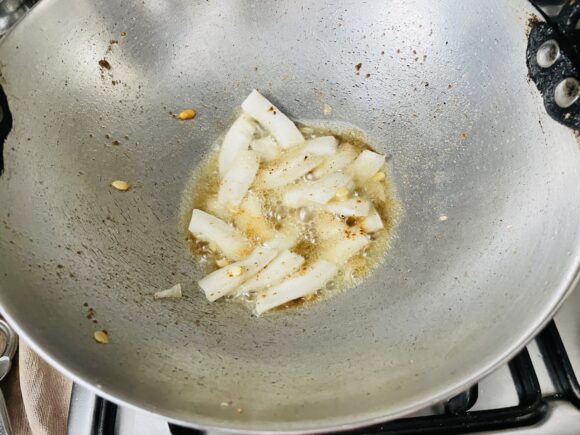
[{"x1": 0, "y1": 0, "x2": 579, "y2": 431}]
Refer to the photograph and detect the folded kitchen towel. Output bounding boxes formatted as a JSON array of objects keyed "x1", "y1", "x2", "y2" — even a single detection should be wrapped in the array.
[{"x1": 5, "y1": 340, "x2": 72, "y2": 435}]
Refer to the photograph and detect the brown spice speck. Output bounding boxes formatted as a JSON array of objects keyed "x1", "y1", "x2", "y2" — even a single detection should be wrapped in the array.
[
  {"x1": 112, "y1": 140, "x2": 120, "y2": 145},
  {"x1": 355, "y1": 63, "x2": 362, "y2": 71},
  {"x1": 120, "y1": 31, "x2": 127, "y2": 37}
]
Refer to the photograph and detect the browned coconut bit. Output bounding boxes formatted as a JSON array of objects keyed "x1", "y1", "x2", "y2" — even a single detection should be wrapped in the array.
[
  {"x1": 177, "y1": 109, "x2": 197, "y2": 120},
  {"x1": 93, "y1": 330, "x2": 109, "y2": 344}
]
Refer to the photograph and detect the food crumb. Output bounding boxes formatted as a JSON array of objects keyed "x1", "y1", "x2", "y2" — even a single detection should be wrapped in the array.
[
  {"x1": 177, "y1": 109, "x2": 196, "y2": 120},
  {"x1": 94, "y1": 330, "x2": 109, "y2": 344},
  {"x1": 120, "y1": 31, "x2": 127, "y2": 37},
  {"x1": 98, "y1": 59, "x2": 111, "y2": 70},
  {"x1": 323, "y1": 103, "x2": 332, "y2": 116},
  {"x1": 220, "y1": 402, "x2": 229, "y2": 407},
  {"x1": 236, "y1": 408, "x2": 243, "y2": 414},
  {"x1": 439, "y1": 215, "x2": 448, "y2": 221},
  {"x1": 112, "y1": 140, "x2": 120, "y2": 145},
  {"x1": 111, "y1": 180, "x2": 130, "y2": 191}
]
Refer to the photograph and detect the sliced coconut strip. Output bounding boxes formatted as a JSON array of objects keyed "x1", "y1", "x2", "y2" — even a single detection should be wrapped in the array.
[
  {"x1": 255, "y1": 148, "x2": 324, "y2": 189},
  {"x1": 283, "y1": 173, "x2": 353, "y2": 208},
  {"x1": 361, "y1": 206, "x2": 384, "y2": 233},
  {"x1": 218, "y1": 150, "x2": 259, "y2": 206},
  {"x1": 241, "y1": 191, "x2": 263, "y2": 216},
  {"x1": 154, "y1": 283, "x2": 182, "y2": 299},
  {"x1": 314, "y1": 212, "x2": 349, "y2": 241},
  {"x1": 255, "y1": 260, "x2": 338, "y2": 315},
  {"x1": 238, "y1": 250, "x2": 305, "y2": 294},
  {"x1": 250, "y1": 136, "x2": 281, "y2": 162},
  {"x1": 326, "y1": 198, "x2": 371, "y2": 217},
  {"x1": 218, "y1": 115, "x2": 256, "y2": 176},
  {"x1": 188, "y1": 209, "x2": 251, "y2": 260},
  {"x1": 314, "y1": 143, "x2": 359, "y2": 177},
  {"x1": 199, "y1": 246, "x2": 278, "y2": 302},
  {"x1": 347, "y1": 150, "x2": 386, "y2": 182},
  {"x1": 241, "y1": 90, "x2": 304, "y2": 149},
  {"x1": 263, "y1": 226, "x2": 301, "y2": 250},
  {"x1": 205, "y1": 195, "x2": 231, "y2": 221},
  {"x1": 320, "y1": 227, "x2": 371, "y2": 266},
  {"x1": 303, "y1": 136, "x2": 338, "y2": 156}
]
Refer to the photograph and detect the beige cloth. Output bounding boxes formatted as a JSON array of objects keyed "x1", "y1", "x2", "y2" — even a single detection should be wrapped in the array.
[{"x1": 4, "y1": 341, "x2": 72, "y2": 435}]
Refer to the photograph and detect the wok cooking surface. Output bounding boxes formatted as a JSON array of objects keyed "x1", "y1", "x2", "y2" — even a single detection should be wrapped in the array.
[{"x1": 0, "y1": 0, "x2": 579, "y2": 433}]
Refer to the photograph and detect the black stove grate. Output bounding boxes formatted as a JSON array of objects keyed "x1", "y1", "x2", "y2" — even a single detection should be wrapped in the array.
[{"x1": 92, "y1": 320, "x2": 579, "y2": 434}]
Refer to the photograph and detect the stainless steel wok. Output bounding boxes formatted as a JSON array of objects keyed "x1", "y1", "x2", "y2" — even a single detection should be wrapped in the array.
[{"x1": 0, "y1": 0, "x2": 579, "y2": 433}]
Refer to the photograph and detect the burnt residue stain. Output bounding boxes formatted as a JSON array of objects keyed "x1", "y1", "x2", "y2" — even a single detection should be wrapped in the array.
[
  {"x1": 526, "y1": 13, "x2": 540, "y2": 37},
  {"x1": 86, "y1": 305, "x2": 98, "y2": 324},
  {"x1": 107, "y1": 39, "x2": 119, "y2": 53},
  {"x1": 98, "y1": 59, "x2": 111, "y2": 70}
]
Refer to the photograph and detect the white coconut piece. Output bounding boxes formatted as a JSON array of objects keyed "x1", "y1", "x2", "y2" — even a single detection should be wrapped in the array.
[
  {"x1": 314, "y1": 212, "x2": 349, "y2": 241},
  {"x1": 255, "y1": 260, "x2": 338, "y2": 315},
  {"x1": 250, "y1": 136, "x2": 281, "y2": 162},
  {"x1": 347, "y1": 150, "x2": 386, "y2": 182},
  {"x1": 199, "y1": 246, "x2": 278, "y2": 302},
  {"x1": 205, "y1": 195, "x2": 231, "y2": 221},
  {"x1": 154, "y1": 283, "x2": 182, "y2": 299},
  {"x1": 188, "y1": 209, "x2": 251, "y2": 260},
  {"x1": 361, "y1": 206, "x2": 384, "y2": 233},
  {"x1": 263, "y1": 226, "x2": 301, "y2": 251},
  {"x1": 326, "y1": 198, "x2": 371, "y2": 217},
  {"x1": 255, "y1": 149, "x2": 324, "y2": 189},
  {"x1": 303, "y1": 136, "x2": 338, "y2": 156},
  {"x1": 283, "y1": 173, "x2": 353, "y2": 208},
  {"x1": 241, "y1": 90, "x2": 305, "y2": 149},
  {"x1": 238, "y1": 250, "x2": 305, "y2": 294},
  {"x1": 218, "y1": 150, "x2": 259, "y2": 206},
  {"x1": 314, "y1": 143, "x2": 359, "y2": 177},
  {"x1": 218, "y1": 115, "x2": 256, "y2": 176},
  {"x1": 320, "y1": 227, "x2": 371, "y2": 266}
]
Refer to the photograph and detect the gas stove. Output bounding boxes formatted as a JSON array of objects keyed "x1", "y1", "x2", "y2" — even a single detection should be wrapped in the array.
[{"x1": 66, "y1": 284, "x2": 580, "y2": 434}]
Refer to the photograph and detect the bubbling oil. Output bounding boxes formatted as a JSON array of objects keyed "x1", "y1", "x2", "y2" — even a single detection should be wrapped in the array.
[{"x1": 181, "y1": 124, "x2": 400, "y2": 312}]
